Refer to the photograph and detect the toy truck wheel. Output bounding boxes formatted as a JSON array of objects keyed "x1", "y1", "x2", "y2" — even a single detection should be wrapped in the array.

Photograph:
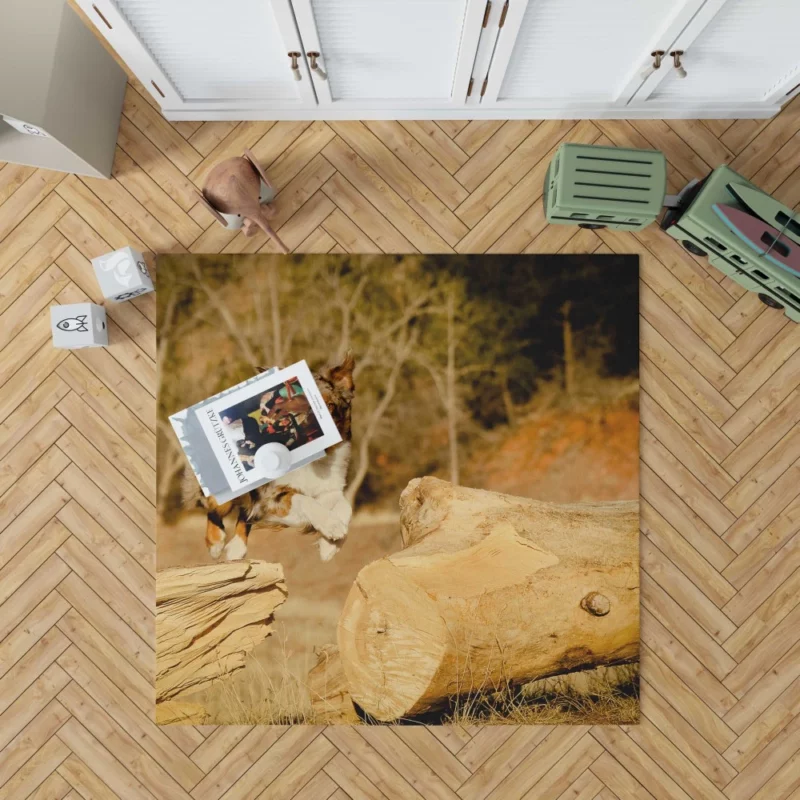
[
  {"x1": 758, "y1": 293, "x2": 784, "y2": 310},
  {"x1": 682, "y1": 240, "x2": 707, "y2": 257},
  {"x1": 578, "y1": 223, "x2": 606, "y2": 230}
]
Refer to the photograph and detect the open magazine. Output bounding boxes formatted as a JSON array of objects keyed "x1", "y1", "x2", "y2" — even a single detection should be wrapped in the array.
[{"x1": 170, "y1": 360, "x2": 342, "y2": 503}]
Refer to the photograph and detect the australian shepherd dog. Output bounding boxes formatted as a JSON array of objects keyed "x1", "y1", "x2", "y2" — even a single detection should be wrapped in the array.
[{"x1": 183, "y1": 354, "x2": 355, "y2": 562}]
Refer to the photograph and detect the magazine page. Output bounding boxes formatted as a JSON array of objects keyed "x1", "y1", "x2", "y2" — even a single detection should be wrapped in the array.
[{"x1": 195, "y1": 360, "x2": 341, "y2": 493}]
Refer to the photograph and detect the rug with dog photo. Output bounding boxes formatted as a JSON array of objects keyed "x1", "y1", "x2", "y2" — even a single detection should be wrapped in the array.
[{"x1": 156, "y1": 253, "x2": 640, "y2": 726}]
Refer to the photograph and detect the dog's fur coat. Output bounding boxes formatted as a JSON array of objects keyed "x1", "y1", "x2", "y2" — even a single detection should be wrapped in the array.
[{"x1": 184, "y1": 355, "x2": 355, "y2": 562}]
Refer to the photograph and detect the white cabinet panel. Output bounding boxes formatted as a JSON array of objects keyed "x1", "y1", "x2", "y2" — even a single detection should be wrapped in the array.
[
  {"x1": 492, "y1": 0, "x2": 694, "y2": 104},
  {"x1": 76, "y1": 0, "x2": 316, "y2": 110},
  {"x1": 647, "y1": 0, "x2": 800, "y2": 103},
  {"x1": 114, "y1": 0, "x2": 292, "y2": 101},
  {"x1": 291, "y1": 0, "x2": 486, "y2": 107},
  {"x1": 76, "y1": 0, "x2": 793, "y2": 119}
]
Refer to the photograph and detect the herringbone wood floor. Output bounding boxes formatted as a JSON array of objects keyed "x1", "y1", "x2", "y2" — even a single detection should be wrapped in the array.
[{"x1": 2, "y1": 64, "x2": 800, "y2": 799}]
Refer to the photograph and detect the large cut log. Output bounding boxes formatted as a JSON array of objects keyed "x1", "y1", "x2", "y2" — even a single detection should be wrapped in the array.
[
  {"x1": 156, "y1": 560, "x2": 287, "y2": 703},
  {"x1": 338, "y1": 477, "x2": 639, "y2": 721}
]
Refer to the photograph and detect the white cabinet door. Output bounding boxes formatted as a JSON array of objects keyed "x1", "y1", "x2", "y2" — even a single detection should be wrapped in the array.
[
  {"x1": 632, "y1": 0, "x2": 800, "y2": 109},
  {"x1": 480, "y1": 0, "x2": 706, "y2": 110},
  {"x1": 75, "y1": 0, "x2": 316, "y2": 112},
  {"x1": 290, "y1": 0, "x2": 487, "y2": 108}
]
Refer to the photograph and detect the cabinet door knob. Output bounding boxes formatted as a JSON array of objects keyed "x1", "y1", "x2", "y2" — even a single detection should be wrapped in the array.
[
  {"x1": 307, "y1": 52, "x2": 327, "y2": 81},
  {"x1": 670, "y1": 50, "x2": 687, "y2": 79},
  {"x1": 288, "y1": 52, "x2": 302, "y2": 81},
  {"x1": 641, "y1": 50, "x2": 665, "y2": 81}
]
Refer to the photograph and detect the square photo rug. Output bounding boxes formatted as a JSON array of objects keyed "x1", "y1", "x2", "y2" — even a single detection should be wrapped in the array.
[{"x1": 155, "y1": 253, "x2": 640, "y2": 726}]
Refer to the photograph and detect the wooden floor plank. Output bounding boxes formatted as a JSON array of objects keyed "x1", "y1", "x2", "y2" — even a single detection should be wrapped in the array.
[
  {"x1": 454, "y1": 121, "x2": 506, "y2": 156},
  {"x1": 56, "y1": 717, "x2": 157, "y2": 800},
  {"x1": 56, "y1": 574, "x2": 153, "y2": 681},
  {"x1": 355, "y1": 727, "x2": 460, "y2": 800},
  {"x1": 323, "y1": 137, "x2": 451, "y2": 252},
  {"x1": 0, "y1": 163, "x2": 36, "y2": 207},
  {"x1": 723, "y1": 531, "x2": 800, "y2": 635},
  {"x1": 55, "y1": 463, "x2": 154, "y2": 565},
  {"x1": 0, "y1": 170, "x2": 65, "y2": 244},
  {"x1": 256, "y1": 735, "x2": 337, "y2": 800},
  {"x1": 0, "y1": 733, "x2": 70, "y2": 800},
  {"x1": 189, "y1": 726, "x2": 288, "y2": 800},
  {"x1": 639, "y1": 679, "x2": 737, "y2": 790},
  {"x1": 485, "y1": 727, "x2": 589, "y2": 800},
  {"x1": 322, "y1": 752, "x2": 386, "y2": 800},
  {"x1": 56, "y1": 753, "x2": 119, "y2": 800},
  {"x1": 641, "y1": 618, "x2": 738, "y2": 728},
  {"x1": 324, "y1": 727, "x2": 427, "y2": 800},
  {"x1": 641, "y1": 392, "x2": 735, "y2": 501},
  {"x1": 56, "y1": 681, "x2": 194, "y2": 799},
  {"x1": 0, "y1": 591, "x2": 70, "y2": 682},
  {"x1": 363, "y1": 120, "x2": 469, "y2": 211},
  {"x1": 321, "y1": 173, "x2": 412, "y2": 253},
  {"x1": 401, "y1": 121, "x2": 469, "y2": 175},
  {"x1": 188, "y1": 121, "x2": 274, "y2": 186},
  {"x1": 0, "y1": 679, "x2": 69, "y2": 760},
  {"x1": 0, "y1": 193, "x2": 69, "y2": 279},
  {"x1": 122, "y1": 85, "x2": 202, "y2": 177},
  {"x1": 0, "y1": 511, "x2": 72, "y2": 603}
]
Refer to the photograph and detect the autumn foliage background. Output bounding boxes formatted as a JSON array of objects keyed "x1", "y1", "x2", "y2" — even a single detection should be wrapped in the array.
[{"x1": 157, "y1": 253, "x2": 638, "y2": 516}]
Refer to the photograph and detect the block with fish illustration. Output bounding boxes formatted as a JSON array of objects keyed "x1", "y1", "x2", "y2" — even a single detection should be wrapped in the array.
[
  {"x1": 91, "y1": 246, "x2": 154, "y2": 302},
  {"x1": 50, "y1": 303, "x2": 108, "y2": 349}
]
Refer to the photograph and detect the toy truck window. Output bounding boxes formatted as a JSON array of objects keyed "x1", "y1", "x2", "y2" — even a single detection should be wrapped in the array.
[
  {"x1": 761, "y1": 233, "x2": 790, "y2": 259},
  {"x1": 776, "y1": 212, "x2": 800, "y2": 239},
  {"x1": 777, "y1": 287, "x2": 800, "y2": 306}
]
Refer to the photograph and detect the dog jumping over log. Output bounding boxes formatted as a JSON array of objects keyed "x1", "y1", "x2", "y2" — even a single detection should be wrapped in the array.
[{"x1": 184, "y1": 354, "x2": 355, "y2": 562}]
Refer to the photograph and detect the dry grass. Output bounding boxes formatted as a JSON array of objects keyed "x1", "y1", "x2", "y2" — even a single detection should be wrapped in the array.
[
  {"x1": 191, "y1": 655, "x2": 639, "y2": 726},
  {"x1": 195, "y1": 636, "x2": 316, "y2": 725},
  {"x1": 440, "y1": 664, "x2": 640, "y2": 726}
]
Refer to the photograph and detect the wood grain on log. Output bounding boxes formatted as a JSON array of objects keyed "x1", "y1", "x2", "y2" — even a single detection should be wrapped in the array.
[
  {"x1": 156, "y1": 560, "x2": 287, "y2": 703},
  {"x1": 338, "y1": 477, "x2": 639, "y2": 721}
]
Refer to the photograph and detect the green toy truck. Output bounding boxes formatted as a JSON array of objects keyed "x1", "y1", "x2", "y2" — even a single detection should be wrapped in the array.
[
  {"x1": 660, "y1": 165, "x2": 800, "y2": 323},
  {"x1": 544, "y1": 142, "x2": 800, "y2": 322},
  {"x1": 544, "y1": 143, "x2": 667, "y2": 232}
]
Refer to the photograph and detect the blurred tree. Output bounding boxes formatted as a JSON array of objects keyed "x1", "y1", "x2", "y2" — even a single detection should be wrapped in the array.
[{"x1": 156, "y1": 253, "x2": 639, "y2": 515}]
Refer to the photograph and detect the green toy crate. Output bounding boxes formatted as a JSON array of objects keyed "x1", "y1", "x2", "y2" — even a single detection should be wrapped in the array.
[
  {"x1": 544, "y1": 143, "x2": 667, "y2": 231},
  {"x1": 661, "y1": 164, "x2": 800, "y2": 323}
]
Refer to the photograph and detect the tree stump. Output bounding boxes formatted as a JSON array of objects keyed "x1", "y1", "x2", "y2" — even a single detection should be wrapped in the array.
[
  {"x1": 156, "y1": 560, "x2": 287, "y2": 704},
  {"x1": 155, "y1": 701, "x2": 210, "y2": 726},
  {"x1": 307, "y1": 645, "x2": 359, "y2": 724},
  {"x1": 337, "y1": 477, "x2": 639, "y2": 721}
]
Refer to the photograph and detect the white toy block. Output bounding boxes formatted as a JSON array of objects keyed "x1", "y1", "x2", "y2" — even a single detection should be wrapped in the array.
[
  {"x1": 91, "y1": 246, "x2": 154, "y2": 302},
  {"x1": 51, "y1": 303, "x2": 107, "y2": 349}
]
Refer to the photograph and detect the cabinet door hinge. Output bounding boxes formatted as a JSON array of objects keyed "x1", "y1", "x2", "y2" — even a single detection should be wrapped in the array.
[
  {"x1": 482, "y1": 0, "x2": 492, "y2": 27},
  {"x1": 499, "y1": 0, "x2": 509, "y2": 27},
  {"x1": 467, "y1": 77, "x2": 474, "y2": 97}
]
